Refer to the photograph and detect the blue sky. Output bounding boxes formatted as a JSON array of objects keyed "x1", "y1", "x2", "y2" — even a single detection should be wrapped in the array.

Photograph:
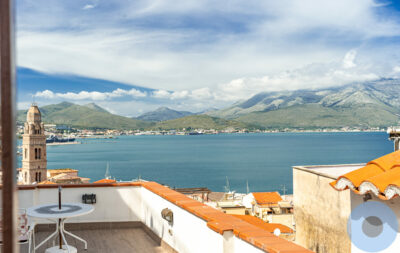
[{"x1": 16, "y1": 0, "x2": 400, "y2": 116}]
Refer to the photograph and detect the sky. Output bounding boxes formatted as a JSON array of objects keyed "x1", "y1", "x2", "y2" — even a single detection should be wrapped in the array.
[{"x1": 16, "y1": 0, "x2": 400, "y2": 116}]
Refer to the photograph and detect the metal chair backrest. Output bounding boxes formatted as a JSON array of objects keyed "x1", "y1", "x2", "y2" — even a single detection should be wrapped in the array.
[{"x1": 0, "y1": 208, "x2": 29, "y2": 242}]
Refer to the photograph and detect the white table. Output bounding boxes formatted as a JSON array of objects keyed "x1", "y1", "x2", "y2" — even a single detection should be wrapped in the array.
[{"x1": 27, "y1": 203, "x2": 94, "y2": 253}]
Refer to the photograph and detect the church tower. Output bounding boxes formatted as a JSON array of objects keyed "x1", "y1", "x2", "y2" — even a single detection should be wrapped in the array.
[{"x1": 21, "y1": 103, "x2": 47, "y2": 184}]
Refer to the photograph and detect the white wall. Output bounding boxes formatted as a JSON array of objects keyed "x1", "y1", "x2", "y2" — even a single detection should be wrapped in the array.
[
  {"x1": 11, "y1": 186, "x2": 270, "y2": 253},
  {"x1": 233, "y1": 236, "x2": 265, "y2": 253},
  {"x1": 140, "y1": 187, "x2": 224, "y2": 253},
  {"x1": 17, "y1": 186, "x2": 142, "y2": 223}
]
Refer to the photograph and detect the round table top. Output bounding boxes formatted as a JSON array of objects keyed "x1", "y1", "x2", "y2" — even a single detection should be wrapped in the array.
[{"x1": 27, "y1": 203, "x2": 94, "y2": 219}]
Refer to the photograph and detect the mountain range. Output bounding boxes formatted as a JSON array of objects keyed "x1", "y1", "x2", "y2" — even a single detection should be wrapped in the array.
[
  {"x1": 17, "y1": 78, "x2": 400, "y2": 130},
  {"x1": 17, "y1": 102, "x2": 250, "y2": 130},
  {"x1": 136, "y1": 107, "x2": 194, "y2": 122},
  {"x1": 17, "y1": 102, "x2": 151, "y2": 130},
  {"x1": 207, "y1": 78, "x2": 400, "y2": 128}
]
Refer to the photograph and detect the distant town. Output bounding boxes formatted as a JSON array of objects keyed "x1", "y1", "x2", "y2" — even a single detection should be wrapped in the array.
[{"x1": 16, "y1": 123, "x2": 387, "y2": 140}]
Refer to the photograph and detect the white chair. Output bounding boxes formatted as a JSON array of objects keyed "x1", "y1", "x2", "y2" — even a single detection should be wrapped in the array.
[{"x1": 0, "y1": 209, "x2": 36, "y2": 253}]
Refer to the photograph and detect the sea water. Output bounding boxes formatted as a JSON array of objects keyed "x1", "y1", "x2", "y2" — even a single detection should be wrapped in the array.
[{"x1": 17, "y1": 132, "x2": 393, "y2": 194}]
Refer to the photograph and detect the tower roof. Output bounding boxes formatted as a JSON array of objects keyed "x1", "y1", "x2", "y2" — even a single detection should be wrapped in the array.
[{"x1": 26, "y1": 104, "x2": 41, "y2": 123}]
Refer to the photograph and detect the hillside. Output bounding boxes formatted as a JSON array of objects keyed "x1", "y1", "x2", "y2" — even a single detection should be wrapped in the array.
[
  {"x1": 17, "y1": 102, "x2": 152, "y2": 130},
  {"x1": 152, "y1": 115, "x2": 256, "y2": 130},
  {"x1": 207, "y1": 78, "x2": 400, "y2": 128},
  {"x1": 137, "y1": 107, "x2": 194, "y2": 122}
]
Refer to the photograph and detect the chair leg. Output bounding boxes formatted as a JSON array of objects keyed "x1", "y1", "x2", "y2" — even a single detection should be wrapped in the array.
[{"x1": 32, "y1": 230, "x2": 36, "y2": 253}]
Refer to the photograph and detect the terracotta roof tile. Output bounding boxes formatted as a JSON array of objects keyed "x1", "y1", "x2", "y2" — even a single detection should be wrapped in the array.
[
  {"x1": 94, "y1": 179, "x2": 117, "y2": 183},
  {"x1": 48, "y1": 169, "x2": 78, "y2": 173},
  {"x1": 231, "y1": 215, "x2": 294, "y2": 234},
  {"x1": 140, "y1": 182, "x2": 311, "y2": 253},
  {"x1": 331, "y1": 150, "x2": 400, "y2": 199},
  {"x1": 38, "y1": 180, "x2": 56, "y2": 185},
  {"x1": 253, "y1": 192, "x2": 283, "y2": 206}
]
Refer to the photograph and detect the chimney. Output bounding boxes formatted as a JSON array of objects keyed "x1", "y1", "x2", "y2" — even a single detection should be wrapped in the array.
[{"x1": 388, "y1": 127, "x2": 400, "y2": 151}]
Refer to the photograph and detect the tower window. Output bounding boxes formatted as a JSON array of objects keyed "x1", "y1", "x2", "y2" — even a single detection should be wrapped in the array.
[
  {"x1": 35, "y1": 148, "x2": 38, "y2": 159},
  {"x1": 24, "y1": 149, "x2": 27, "y2": 159},
  {"x1": 38, "y1": 172, "x2": 41, "y2": 182},
  {"x1": 38, "y1": 148, "x2": 41, "y2": 159}
]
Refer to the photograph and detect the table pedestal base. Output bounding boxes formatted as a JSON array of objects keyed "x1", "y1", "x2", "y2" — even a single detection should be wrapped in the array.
[{"x1": 45, "y1": 246, "x2": 77, "y2": 253}]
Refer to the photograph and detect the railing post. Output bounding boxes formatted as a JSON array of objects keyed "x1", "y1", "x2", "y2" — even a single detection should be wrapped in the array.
[{"x1": 1, "y1": 0, "x2": 18, "y2": 252}]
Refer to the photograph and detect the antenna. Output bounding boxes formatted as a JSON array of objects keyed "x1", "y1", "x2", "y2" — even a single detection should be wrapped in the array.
[
  {"x1": 281, "y1": 185, "x2": 287, "y2": 196},
  {"x1": 105, "y1": 162, "x2": 111, "y2": 179},
  {"x1": 31, "y1": 95, "x2": 38, "y2": 107},
  {"x1": 224, "y1": 176, "x2": 230, "y2": 193}
]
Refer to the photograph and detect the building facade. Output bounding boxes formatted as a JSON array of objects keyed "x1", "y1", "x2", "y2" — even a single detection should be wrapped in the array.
[{"x1": 21, "y1": 103, "x2": 47, "y2": 184}]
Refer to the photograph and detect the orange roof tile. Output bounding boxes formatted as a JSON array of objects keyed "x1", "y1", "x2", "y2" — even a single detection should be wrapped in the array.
[
  {"x1": 252, "y1": 192, "x2": 282, "y2": 207},
  {"x1": 231, "y1": 215, "x2": 293, "y2": 234},
  {"x1": 140, "y1": 182, "x2": 311, "y2": 253},
  {"x1": 94, "y1": 178, "x2": 117, "y2": 184},
  {"x1": 48, "y1": 168, "x2": 78, "y2": 173},
  {"x1": 331, "y1": 150, "x2": 400, "y2": 200},
  {"x1": 38, "y1": 180, "x2": 56, "y2": 185}
]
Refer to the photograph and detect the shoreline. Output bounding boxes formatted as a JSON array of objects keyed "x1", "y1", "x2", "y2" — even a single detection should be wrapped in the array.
[{"x1": 47, "y1": 141, "x2": 81, "y2": 146}]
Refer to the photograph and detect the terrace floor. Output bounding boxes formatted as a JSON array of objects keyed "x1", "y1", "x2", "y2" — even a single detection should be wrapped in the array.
[{"x1": 27, "y1": 224, "x2": 168, "y2": 253}]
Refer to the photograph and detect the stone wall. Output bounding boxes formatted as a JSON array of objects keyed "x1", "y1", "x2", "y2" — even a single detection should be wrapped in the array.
[{"x1": 293, "y1": 168, "x2": 351, "y2": 253}]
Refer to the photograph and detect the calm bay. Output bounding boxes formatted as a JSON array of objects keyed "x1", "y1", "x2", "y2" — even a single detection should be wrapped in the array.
[{"x1": 18, "y1": 132, "x2": 393, "y2": 194}]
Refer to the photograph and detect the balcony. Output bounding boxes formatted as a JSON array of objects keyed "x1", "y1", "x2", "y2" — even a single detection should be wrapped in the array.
[
  {"x1": 13, "y1": 182, "x2": 312, "y2": 253},
  {"x1": 34, "y1": 223, "x2": 167, "y2": 253}
]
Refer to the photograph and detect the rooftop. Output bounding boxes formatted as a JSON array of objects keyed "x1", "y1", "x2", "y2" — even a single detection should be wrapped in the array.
[
  {"x1": 47, "y1": 169, "x2": 78, "y2": 173},
  {"x1": 34, "y1": 223, "x2": 167, "y2": 253},
  {"x1": 293, "y1": 164, "x2": 364, "y2": 179},
  {"x1": 231, "y1": 215, "x2": 293, "y2": 234},
  {"x1": 50, "y1": 173, "x2": 81, "y2": 181},
  {"x1": 330, "y1": 150, "x2": 400, "y2": 200},
  {"x1": 15, "y1": 181, "x2": 312, "y2": 253},
  {"x1": 252, "y1": 192, "x2": 283, "y2": 207},
  {"x1": 93, "y1": 178, "x2": 117, "y2": 183},
  {"x1": 38, "y1": 180, "x2": 56, "y2": 185}
]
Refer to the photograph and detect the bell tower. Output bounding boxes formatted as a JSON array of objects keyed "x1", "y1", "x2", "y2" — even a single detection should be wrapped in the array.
[{"x1": 21, "y1": 103, "x2": 47, "y2": 184}]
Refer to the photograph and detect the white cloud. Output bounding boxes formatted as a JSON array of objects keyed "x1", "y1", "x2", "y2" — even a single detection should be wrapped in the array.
[
  {"x1": 82, "y1": 4, "x2": 96, "y2": 10},
  {"x1": 342, "y1": 50, "x2": 357, "y2": 69},
  {"x1": 152, "y1": 90, "x2": 171, "y2": 99},
  {"x1": 16, "y1": 0, "x2": 400, "y2": 92},
  {"x1": 16, "y1": 0, "x2": 400, "y2": 115},
  {"x1": 34, "y1": 88, "x2": 147, "y2": 101},
  {"x1": 32, "y1": 49, "x2": 391, "y2": 113}
]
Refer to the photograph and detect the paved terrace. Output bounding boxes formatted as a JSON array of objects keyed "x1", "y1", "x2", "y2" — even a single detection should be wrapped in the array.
[
  {"x1": 33, "y1": 224, "x2": 166, "y2": 253},
  {"x1": 13, "y1": 182, "x2": 312, "y2": 253}
]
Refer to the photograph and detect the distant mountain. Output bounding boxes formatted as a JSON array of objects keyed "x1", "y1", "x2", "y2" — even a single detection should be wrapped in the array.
[
  {"x1": 17, "y1": 102, "x2": 152, "y2": 130},
  {"x1": 83, "y1": 103, "x2": 109, "y2": 113},
  {"x1": 207, "y1": 78, "x2": 400, "y2": 128},
  {"x1": 137, "y1": 107, "x2": 194, "y2": 122},
  {"x1": 152, "y1": 115, "x2": 256, "y2": 130}
]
